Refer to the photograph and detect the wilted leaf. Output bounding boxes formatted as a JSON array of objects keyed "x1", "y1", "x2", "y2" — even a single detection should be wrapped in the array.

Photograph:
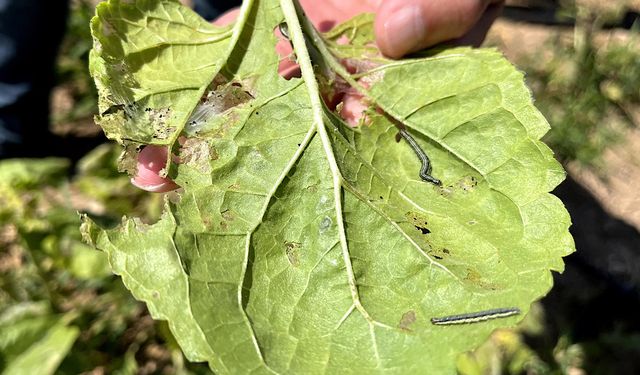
[{"x1": 85, "y1": 0, "x2": 574, "y2": 373}]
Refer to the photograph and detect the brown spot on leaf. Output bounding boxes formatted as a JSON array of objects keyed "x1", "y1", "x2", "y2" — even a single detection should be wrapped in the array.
[
  {"x1": 405, "y1": 212, "x2": 430, "y2": 235},
  {"x1": 118, "y1": 144, "x2": 140, "y2": 175},
  {"x1": 438, "y1": 185, "x2": 454, "y2": 197},
  {"x1": 179, "y1": 138, "x2": 213, "y2": 173},
  {"x1": 465, "y1": 268, "x2": 481, "y2": 282},
  {"x1": 187, "y1": 75, "x2": 255, "y2": 133},
  {"x1": 284, "y1": 241, "x2": 301, "y2": 267},
  {"x1": 306, "y1": 183, "x2": 319, "y2": 193},
  {"x1": 464, "y1": 268, "x2": 501, "y2": 290},
  {"x1": 221, "y1": 210, "x2": 234, "y2": 222},
  {"x1": 202, "y1": 216, "x2": 212, "y2": 229},
  {"x1": 429, "y1": 247, "x2": 451, "y2": 260},
  {"x1": 399, "y1": 310, "x2": 417, "y2": 331},
  {"x1": 416, "y1": 226, "x2": 430, "y2": 234},
  {"x1": 458, "y1": 175, "x2": 478, "y2": 192},
  {"x1": 146, "y1": 107, "x2": 174, "y2": 140}
]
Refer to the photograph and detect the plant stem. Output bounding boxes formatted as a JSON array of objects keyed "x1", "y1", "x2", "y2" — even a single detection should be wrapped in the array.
[{"x1": 279, "y1": 0, "x2": 375, "y2": 324}]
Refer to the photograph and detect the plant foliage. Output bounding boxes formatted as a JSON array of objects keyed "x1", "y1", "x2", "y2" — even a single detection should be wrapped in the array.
[{"x1": 84, "y1": 0, "x2": 574, "y2": 373}]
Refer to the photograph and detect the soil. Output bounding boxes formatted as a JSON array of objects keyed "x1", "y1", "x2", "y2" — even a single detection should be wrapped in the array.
[
  {"x1": 489, "y1": 3, "x2": 640, "y2": 372},
  {"x1": 487, "y1": 15, "x2": 640, "y2": 230}
]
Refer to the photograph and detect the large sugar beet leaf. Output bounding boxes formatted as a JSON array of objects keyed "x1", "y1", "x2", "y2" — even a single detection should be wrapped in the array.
[{"x1": 83, "y1": 0, "x2": 574, "y2": 373}]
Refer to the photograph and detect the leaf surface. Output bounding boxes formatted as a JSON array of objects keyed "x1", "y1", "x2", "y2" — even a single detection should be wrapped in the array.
[
  {"x1": 85, "y1": 0, "x2": 574, "y2": 373},
  {"x1": 0, "y1": 312, "x2": 78, "y2": 375}
]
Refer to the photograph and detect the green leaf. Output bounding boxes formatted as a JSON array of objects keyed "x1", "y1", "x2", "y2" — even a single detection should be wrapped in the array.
[
  {"x1": 0, "y1": 303, "x2": 53, "y2": 361},
  {"x1": 85, "y1": 0, "x2": 574, "y2": 373},
  {"x1": 90, "y1": 0, "x2": 234, "y2": 146},
  {"x1": 322, "y1": 13, "x2": 380, "y2": 60},
  {"x1": 0, "y1": 158, "x2": 70, "y2": 227},
  {"x1": 0, "y1": 159, "x2": 69, "y2": 189},
  {"x1": 68, "y1": 242, "x2": 111, "y2": 280},
  {"x1": 0, "y1": 313, "x2": 78, "y2": 375}
]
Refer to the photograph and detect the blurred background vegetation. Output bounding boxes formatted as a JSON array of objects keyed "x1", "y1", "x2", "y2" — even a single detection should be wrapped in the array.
[{"x1": 1, "y1": 0, "x2": 639, "y2": 374}]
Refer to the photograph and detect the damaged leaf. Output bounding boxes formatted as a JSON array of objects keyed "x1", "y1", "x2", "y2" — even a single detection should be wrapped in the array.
[{"x1": 85, "y1": 0, "x2": 574, "y2": 373}]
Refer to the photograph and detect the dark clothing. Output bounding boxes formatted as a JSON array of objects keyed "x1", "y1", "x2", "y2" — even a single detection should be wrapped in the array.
[
  {"x1": 0, "y1": 0, "x2": 239, "y2": 158},
  {"x1": 0, "y1": 0, "x2": 69, "y2": 157},
  {"x1": 193, "y1": 0, "x2": 239, "y2": 21}
]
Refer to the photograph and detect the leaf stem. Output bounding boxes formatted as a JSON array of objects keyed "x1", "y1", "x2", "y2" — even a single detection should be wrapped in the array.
[{"x1": 279, "y1": 0, "x2": 372, "y2": 323}]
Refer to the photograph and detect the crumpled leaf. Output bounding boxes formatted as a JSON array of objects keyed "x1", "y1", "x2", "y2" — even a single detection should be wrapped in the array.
[{"x1": 84, "y1": 0, "x2": 574, "y2": 373}]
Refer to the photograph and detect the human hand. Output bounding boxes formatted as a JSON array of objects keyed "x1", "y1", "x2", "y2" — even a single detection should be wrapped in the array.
[{"x1": 132, "y1": 0, "x2": 504, "y2": 192}]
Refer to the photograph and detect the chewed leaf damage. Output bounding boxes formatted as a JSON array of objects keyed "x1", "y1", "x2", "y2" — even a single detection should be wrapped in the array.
[
  {"x1": 86, "y1": 1, "x2": 574, "y2": 373},
  {"x1": 185, "y1": 76, "x2": 254, "y2": 134}
]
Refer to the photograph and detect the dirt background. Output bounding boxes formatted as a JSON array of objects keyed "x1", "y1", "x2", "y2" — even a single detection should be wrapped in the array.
[
  {"x1": 490, "y1": 0, "x2": 640, "y2": 230},
  {"x1": 489, "y1": 2, "x2": 640, "y2": 373}
]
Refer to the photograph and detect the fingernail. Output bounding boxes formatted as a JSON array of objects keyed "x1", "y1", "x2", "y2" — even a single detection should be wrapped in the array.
[{"x1": 382, "y1": 5, "x2": 426, "y2": 57}]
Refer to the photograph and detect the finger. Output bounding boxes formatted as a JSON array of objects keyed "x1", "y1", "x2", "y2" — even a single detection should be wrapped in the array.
[
  {"x1": 278, "y1": 0, "x2": 378, "y2": 77},
  {"x1": 212, "y1": 8, "x2": 240, "y2": 26},
  {"x1": 131, "y1": 146, "x2": 179, "y2": 192},
  {"x1": 339, "y1": 89, "x2": 369, "y2": 126},
  {"x1": 299, "y1": 0, "x2": 378, "y2": 32},
  {"x1": 375, "y1": 0, "x2": 503, "y2": 58}
]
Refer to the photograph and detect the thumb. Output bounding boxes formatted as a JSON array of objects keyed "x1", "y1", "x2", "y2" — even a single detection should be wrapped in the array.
[{"x1": 375, "y1": 0, "x2": 502, "y2": 58}]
